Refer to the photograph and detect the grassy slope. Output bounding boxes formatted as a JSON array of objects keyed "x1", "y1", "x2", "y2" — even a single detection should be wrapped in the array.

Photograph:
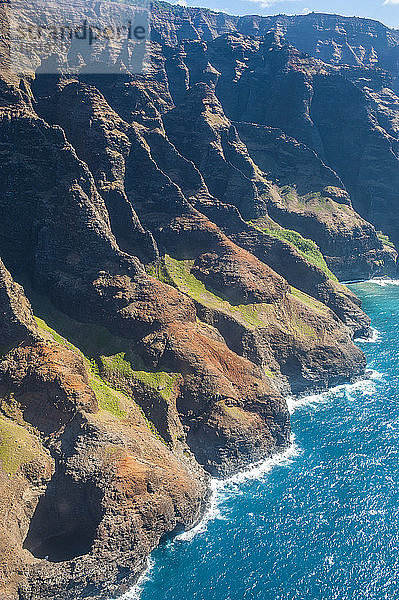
[
  {"x1": 34, "y1": 316, "x2": 128, "y2": 418},
  {"x1": 377, "y1": 231, "x2": 396, "y2": 249},
  {"x1": 161, "y1": 255, "x2": 274, "y2": 328},
  {"x1": 147, "y1": 256, "x2": 328, "y2": 342},
  {"x1": 249, "y1": 221, "x2": 338, "y2": 281},
  {"x1": 0, "y1": 415, "x2": 48, "y2": 476},
  {"x1": 34, "y1": 314, "x2": 171, "y2": 445}
]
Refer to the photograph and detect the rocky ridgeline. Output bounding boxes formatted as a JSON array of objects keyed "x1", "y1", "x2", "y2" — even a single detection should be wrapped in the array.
[{"x1": 0, "y1": 1, "x2": 397, "y2": 598}]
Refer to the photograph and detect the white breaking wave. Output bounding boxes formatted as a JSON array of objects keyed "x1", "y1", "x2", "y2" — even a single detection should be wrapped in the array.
[
  {"x1": 354, "y1": 327, "x2": 381, "y2": 343},
  {"x1": 287, "y1": 370, "x2": 384, "y2": 414},
  {"x1": 365, "y1": 278, "x2": 399, "y2": 287},
  {"x1": 286, "y1": 391, "x2": 329, "y2": 414},
  {"x1": 114, "y1": 368, "x2": 384, "y2": 598},
  {"x1": 118, "y1": 437, "x2": 300, "y2": 598},
  {"x1": 365, "y1": 368, "x2": 385, "y2": 381},
  {"x1": 342, "y1": 278, "x2": 399, "y2": 286},
  {"x1": 221, "y1": 439, "x2": 299, "y2": 486},
  {"x1": 175, "y1": 478, "x2": 225, "y2": 542},
  {"x1": 115, "y1": 558, "x2": 155, "y2": 600},
  {"x1": 286, "y1": 383, "x2": 347, "y2": 414},
  {"x1": 345, "y1": 379, "x2": 376, "y2": 400},
  {"x1": 176, "y1": 436, "x2": 299, "y2": 543}
]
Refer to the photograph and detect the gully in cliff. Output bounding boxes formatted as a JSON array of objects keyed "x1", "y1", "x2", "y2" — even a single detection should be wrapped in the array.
[{"x1": 0, "y1": 0, "x2": 398, "y2": 598}]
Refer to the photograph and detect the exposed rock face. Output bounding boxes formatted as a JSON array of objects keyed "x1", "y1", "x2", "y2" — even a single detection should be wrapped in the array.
[
  {"x1": 309, "y1": 72, "x2": 399, "y2": 249},
  {"x1": 0, "y1": 266, "x2": 208, "y2": 600},
  {"x1": 0, "y1": 1, "x2": 397, "y2": 598},
  {"x1": 152, "y1": 6, "x2": 399, "y2": 257},
  {"x1": 163, "y1": 81, "x2": 272, "y2": 220},
  {"x1": 163, "y1": 80, "x2": 395, "y2": 281},
  {"x1": 152, "y1": 5, "x2": 399, "y2": 90},
  {"x1": 235, "y1": 121, "x2": 397, "y2": 281},
  {"x1": 0, "y1": 260, "x2": 39, "y2": 351}
]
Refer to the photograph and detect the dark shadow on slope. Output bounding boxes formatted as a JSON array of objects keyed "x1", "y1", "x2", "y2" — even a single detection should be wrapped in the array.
[{"x1": 23, "y1": 474, "x2": 104, "y2": 563}]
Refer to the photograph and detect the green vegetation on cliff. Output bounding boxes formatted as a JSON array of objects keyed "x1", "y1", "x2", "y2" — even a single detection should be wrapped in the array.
[
  {"x1": 33, "y1": 316, "x2": 126, "y2": 417},
  {"x1": 250, "y1": 222, "x2": 338, "y2": 281},
  {"x1": 31, "y1": 296, "x2": 181, "y2": 448},
  {"x1": 148, "y1": 256, "x2": 323, "y2": 341},
  {"x1": 161, "y1": 255, "x2": 273, "y2": 328},
  {"x1": 377, "y1": 231, "x2": 396, "y2": 249},
  {"x1": 145, "y1": 261, "x2": 175, "y2": 287},
  {"x1": 34, "y1": 316, "x2": 78, "y2": 351},
  {"x1": 0, "y1": 415, "x2": 46, "y2": 476},
  {"x1": 290, "y1": 286, "x2": 330, "y2": 315},
  {"x1": 100, "y1": 353, "x2": 180, "y2": 403},
  {"x1": 33, "y1": 308, "x2": 175, "y2": 434}
]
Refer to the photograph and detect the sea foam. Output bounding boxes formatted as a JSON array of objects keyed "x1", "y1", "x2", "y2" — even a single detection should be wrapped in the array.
[
  {"x1": 176, "y1": 436, "x2": 299, "y2": 543},
  {"x1": 366, "y1": 278, "x2": 399, "y2": 287},
  {"x1": 115, "y1": 558, "x2": 155, "y2": 600},
  {"x1": 115, "y1": 369, "x2": 385, "y2": 598},
  {"x1": 117, "y1": 437, "x2": 300, "y2": 598},
  {"x1": 287, "y1": 369, "x2": 384, "y2": 414},
  {"x1": 354, "y1": 327, "x2": 381, "y2": 343}
]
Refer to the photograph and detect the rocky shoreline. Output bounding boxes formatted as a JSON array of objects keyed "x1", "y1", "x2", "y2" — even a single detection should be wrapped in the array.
[{"x1": 0, "y1": 1, "x2": 398, "y2": 598}]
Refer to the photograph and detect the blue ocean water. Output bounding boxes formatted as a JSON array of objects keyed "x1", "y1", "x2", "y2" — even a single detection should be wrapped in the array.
[{"x1": 126, "y1": 280, "x2": 399, "y2": 600}]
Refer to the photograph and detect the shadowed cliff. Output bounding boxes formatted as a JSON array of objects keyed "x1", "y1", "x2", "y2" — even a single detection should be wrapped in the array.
[{"x1": 0, "y1": 1, "x2": 397, "y2": 598}]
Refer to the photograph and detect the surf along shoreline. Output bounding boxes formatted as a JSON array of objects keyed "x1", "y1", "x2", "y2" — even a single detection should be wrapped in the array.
[{"x1": 116, "y1": 278, "x2": 391, "y2": 600}]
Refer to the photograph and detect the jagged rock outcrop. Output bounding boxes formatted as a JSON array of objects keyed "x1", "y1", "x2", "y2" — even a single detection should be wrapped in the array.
[
  {"x1": 163, "y1": 81, "x2": 272, "y2": 220},
  {"x1": 158, "y1": 28, "x2": 399, "y2": 257},
  {"x1": 0, "y1": 0, "x2": 397, "y2": 598},
  {"x1": 0, "y1": 261, "x2": 209, "y2": 600},
  {"x1": 0, "y1": 260, "x2": 39, "y2": 351},
  {"x1": 235, "y1": 121, "x2": 397, "y2": 280},
  {"x1": 152, "y1": 4, "x2": 399, "y2": 90},
  {"x1": 163, "y1": 80, "x2": 395, "y2": 280}
]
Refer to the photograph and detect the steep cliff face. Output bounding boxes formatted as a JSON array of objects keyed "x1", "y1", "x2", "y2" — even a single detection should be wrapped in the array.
[
  {"x1": 0, "y1": 1, "x2": 397, "y2": 598},
  {"x1": 152, "y1": 4, "x2": 399, "y2": 89},
  {"x1": 0, "y1": 260, "x2": 39, "y2": 352},
  {"x1": 0, "y1": 261, "x2": 208, "y2": 600},
  {"x1": 152, "y1": 5, "x2": 399, "y2": 254},
  {"x1": 163, "y1": 80, "x2": 395, "y2": 281}
]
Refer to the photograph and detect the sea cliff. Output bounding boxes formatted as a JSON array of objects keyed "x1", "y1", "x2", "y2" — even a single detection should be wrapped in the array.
[{"x1": 0, "y1": 1, "x2": 398, "y2": 598}]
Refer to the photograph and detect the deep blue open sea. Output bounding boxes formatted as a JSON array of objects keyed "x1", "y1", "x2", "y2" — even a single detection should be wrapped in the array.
[{"x1": 123, "y1": 280, "x2": 399, "y2": 600}]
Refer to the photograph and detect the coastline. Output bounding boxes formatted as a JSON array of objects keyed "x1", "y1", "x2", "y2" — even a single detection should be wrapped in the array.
[
  {"x1": 118, "y1": 361, "x2": 384, "y2": 600},
  {"x1": 124, "y1": 278, "x2": 399, "y2": 600}
]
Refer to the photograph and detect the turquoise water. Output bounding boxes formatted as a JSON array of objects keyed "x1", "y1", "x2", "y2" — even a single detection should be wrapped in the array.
[{"x1": 129, "y1": 281, "x2": 399, "y2": 600}]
